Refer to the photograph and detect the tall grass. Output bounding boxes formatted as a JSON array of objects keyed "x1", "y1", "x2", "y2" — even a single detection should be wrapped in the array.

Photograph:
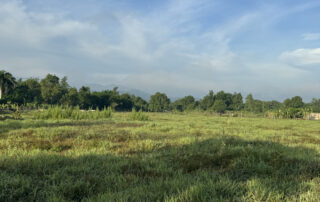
[
  {"x1": 33, "y1": 106, "x2": 112, "y2": 120},
  {"x1": 130, "y1": 108, "x2": 150, "y2": 121}
]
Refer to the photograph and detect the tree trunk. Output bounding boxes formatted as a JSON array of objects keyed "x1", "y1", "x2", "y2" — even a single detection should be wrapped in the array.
[{"x1": 0, "y1": 88, "x2": 2, "y2": 100}]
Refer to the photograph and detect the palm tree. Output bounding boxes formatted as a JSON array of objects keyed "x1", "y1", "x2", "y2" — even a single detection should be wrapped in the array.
[{"x1": 0, "y1": 70, "x2": 17, "y2": 100}]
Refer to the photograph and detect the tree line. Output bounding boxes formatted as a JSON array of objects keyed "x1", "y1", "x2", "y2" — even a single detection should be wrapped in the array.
[{"x1": 1, "y1": 70, "x2": 320, "y2": 115}]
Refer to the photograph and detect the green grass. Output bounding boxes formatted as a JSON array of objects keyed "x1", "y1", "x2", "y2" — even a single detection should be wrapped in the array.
[
  {"x1": 33, "y1": 106, "x2": 112, "y2": 120},
  {"x1": 0, "y1": 112, "x2": 319, "y2": 201}
]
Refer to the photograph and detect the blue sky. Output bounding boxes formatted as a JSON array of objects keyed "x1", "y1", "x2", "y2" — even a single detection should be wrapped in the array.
[{"x1": 1, "y1": 0, "x2": 320, "y2": 101}]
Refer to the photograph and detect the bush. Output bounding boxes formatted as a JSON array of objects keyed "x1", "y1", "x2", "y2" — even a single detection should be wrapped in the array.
[
  {"x1": 274, "y1": 107, "x2": 310, "y2": 119},
  {"x1": 34, "y1": 106, "x2": 112, "y2": 120},
  {"x1": 130, "y1": 109, "x2": 150, "y2": 121}
]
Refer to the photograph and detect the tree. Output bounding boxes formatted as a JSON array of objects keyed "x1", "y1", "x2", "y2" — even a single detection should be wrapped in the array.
[
  {"x1": 132, "y1": 96, "x2": 148, "y2": 111},
  {"x1": 264, "y1": 100, "x2": 281, "y2": 111},
  {"x1": 40, "y1": 74, "x2": 64, "y2": 104},
  {"x1": 199, "y1": 90, "x2": 215, "y2": 110},
  {"x1": 116, "y1": 93, "x2": 134, "y2": 111},
  {"x1": 8, "y1": 80, "x2": 29, "y2": 105},
  {"x1": 245, "y1": 94, "x2": 254, "y2": 112},
  {"x1": 245, "y1": 94, "x2": 263, "y2": 113},
  {"x1": 283, "y1": 96, "x2": 304, "y2": 108},
  {"x1": 215, "y1": 91, "x2": 232, "y2": 109},
  {"x1": 172, "y1": 95, "x2": 196, "y2": 111},
  {"x1": 7, "y1": 78, "x2": 42, "y2": 105},
  {"x1": 60, "y1": 88, "x2": 79, "y2": 106},
  {"x1": 60, "y1": 76, "x2": 70, "y2": 96},
  {"x1": 79, "y1": 86, "x2": 92, "y2": 109},
  {"x1": 0, "y1": 70, "x2": 17, "y2": 100},
  {"x1": 149, "y1": 92, "x2": 170, "y2": 112},
  {"x1": 25, "y1": 78, "x2": 42, "y2": 104},
  {"x1": 231, "y1": 93, "x2": 243, "y2": 111},
  {"x1": 310, "y1": 98, "x2": 320, "y2": 112},
  {"x1": 213, "y1": 99, "x2": 227, "y2": 114}
]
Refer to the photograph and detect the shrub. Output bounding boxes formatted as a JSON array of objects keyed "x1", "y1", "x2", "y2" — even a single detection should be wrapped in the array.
[
  {"x1": 34, "y1": 106, "x2": 112, "y2": 120},
  {"x1": 130, "y1": 109, "x2": 150, "y2": 121}
]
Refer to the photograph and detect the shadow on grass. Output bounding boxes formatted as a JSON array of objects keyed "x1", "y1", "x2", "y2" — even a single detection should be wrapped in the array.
[{"x1": 0, "y1": 137, "x2": 319, "y2": 201}]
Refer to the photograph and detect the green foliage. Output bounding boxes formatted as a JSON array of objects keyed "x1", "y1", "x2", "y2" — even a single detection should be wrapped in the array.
[
  {"x1": 78, "y1": 86, "x2": 92, "y2": 109},
  {"x1": 245, "y1": 94, "x2": 263, "y2": 113},
  {"x1": 60, "y1": 87, "x2": 79, "y2": 106},
  {"x1": 40, "y1": 74, "x2": 65, "y2": 104},
  {"x1": 212, "y1": 99, "x2": 227, "y2": 113},
  {"x1": 230, "y1": 93, "x2": 244, "y2": 110},
  {"x1": 0, "y1": 70, "x2": 17, "y2": 100},
  {"x1": 274, "y1": 107, "x2": 311, "y2": 119},
  {"x1": 116, "y1": 93, "x2": 134, "y2": 111},
  {"x1": 1, "y1": 70, "x2": 320, "y2": 117},
  {"x1": 283, "y1": 96, "x2": 304, "y2": 108},
  {"x1": 12, "y1": 107, "x2": 22, "y2": 120},
  {"x1": 149, "y1": 92, "x2": 171, "y2": 112},
  {"x1": 310, "y1": 98, "x2": 320, "y2": 113},
  {"x1": 130, "y1": 109, "x2": 150, "y2": 121},
  {"x1": 8, "y1": 78, "x2": 42, "y2": 105},
  {"x1": 199, "y1": 90, "x2": 215, "y2": 110},
  {"x1": 132, "y1": 96, "x2": 148, "y2": 111},
  {"x1": 33, "y1": 106, "x2": 112, "y2": 120},
  {"x1": 172, "y1": 95, "x2": 196, "y2": 112}
]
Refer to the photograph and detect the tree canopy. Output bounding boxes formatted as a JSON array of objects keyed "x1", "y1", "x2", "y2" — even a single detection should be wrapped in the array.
[
  {"x1": 0, "y1": 70, "x2": 317, "y2": 117},
  {"x1": 0, "y1": 70, "x2": 17, "y2": 100}
]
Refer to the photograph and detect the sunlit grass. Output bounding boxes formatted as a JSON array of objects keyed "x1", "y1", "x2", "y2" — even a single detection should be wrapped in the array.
[{"x1": 0, "y1": 112, "x2": 319, "y2": 201}]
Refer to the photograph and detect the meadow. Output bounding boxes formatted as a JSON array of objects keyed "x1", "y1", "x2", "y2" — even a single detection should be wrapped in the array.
[{"x1": 0, "y1": 111, "x2": 320, "y2": 201}]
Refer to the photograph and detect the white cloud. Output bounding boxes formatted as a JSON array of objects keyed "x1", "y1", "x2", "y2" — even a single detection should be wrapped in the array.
[
  {"x1": 302, "y1": 33, "x2": 320, "y2": 41},
  {"x1": 279, "y1": 48, "x2": 320, "y2": 66},
  {"x1": 1, "y1": 0, "x2": 320, "y2": 100},
  {"x1": 0, "y1": 1, "x2": 94, "y2": 48}
]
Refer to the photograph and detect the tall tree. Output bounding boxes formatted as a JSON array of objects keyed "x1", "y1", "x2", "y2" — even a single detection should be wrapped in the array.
[
  {"x1": 25, "y1": 78, "x2": 42, "y2": 103},
  {"x1": 172, "y1": 95, "x2": 196, "y2": 111},
  {"x1": 215, "y1": 91, "x2": 233, "y2": 110},
  {"x1": 133, "y1": 96, "x2": 148, "y2": 111},
  {"x1": 0, "y1": 70, "x2": 17, "y2": 100},
  {"x1": 40, "y1": 74, "x2": 63, "y2": 104},
  {"x1": 116, "y1": 93, "x2": 134, "y2": 111},
  {"x1": 245, "y1": 94, "x2": 254, "y2": 112},
  {"x1": 213, "y1": 99, "x2": 227, "y2": 114},
  {"x1": 231, "y1": 93, "x2": 243, "y2": 111},
  {"x1": 310, "y1": 98, "x2": 320, "y2": 112},
  {"x1": 199, "y1": 90, "x2": 215, "y2": 110},
  {"x1": 149, "y1": 92, "x2": 171, "y2": 112},
  {"x1": 283, "y1": 96, "x2": 304, "y2": 108},
  {"x1": 245, "y1": 94, "x2": 264, "y2": 113},
  {"x1": 60, "y1": 87, "x2": 79, "y2": 106},
  {"x1": 79, "y1": 86, "x2": 92, "y2": 109}
]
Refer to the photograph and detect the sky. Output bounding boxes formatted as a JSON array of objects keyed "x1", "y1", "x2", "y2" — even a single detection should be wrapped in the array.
[{"x1": 1, "y1": 0, "x2": 320, "y2": 101}]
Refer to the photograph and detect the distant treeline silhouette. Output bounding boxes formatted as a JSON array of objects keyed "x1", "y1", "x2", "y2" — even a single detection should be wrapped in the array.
[{"x1": 1, "y1": 70, "x2": 320, "y2": 116}]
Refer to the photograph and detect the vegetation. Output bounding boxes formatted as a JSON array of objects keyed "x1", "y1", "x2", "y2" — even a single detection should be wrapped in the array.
[
  {"x1": 129, "y1": 109, "x2": 150, "y2": 121},
  {"x1": 0, "y1": 112, "x2": 319, "y2": 201},
  {"x1": 1, "y1": 70, "x2": 320, "y2": 118},
  {"x1": 1, "y1": 69, "x2": 320, "y2": 201},
  {"x1": 0, "y1": 71, "x2": 16, "y2": 100},
  {"x1": 33, "y1": 106, "x2": 112, "y2": 120}
]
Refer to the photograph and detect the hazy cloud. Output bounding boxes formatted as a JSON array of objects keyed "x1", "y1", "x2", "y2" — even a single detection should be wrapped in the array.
[
  {"x1": 279, "y1": 48, "x2": 320, "y2": 67},
  {"x1": 302, "y1": 33, "x2": 320, "y2": 41},
  {"x1": 1, "y1": 0, "x2": 320, "y2": 100}
]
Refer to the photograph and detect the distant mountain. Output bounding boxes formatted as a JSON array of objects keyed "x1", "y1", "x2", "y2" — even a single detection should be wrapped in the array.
[{"x1": 87, "y1": 83, "x2": 151, "y2": 101}]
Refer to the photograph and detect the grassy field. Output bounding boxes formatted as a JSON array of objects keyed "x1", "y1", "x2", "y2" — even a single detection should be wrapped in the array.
[{"x1": 0, "y1": 112, "x2": 320, "y2": 201}]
